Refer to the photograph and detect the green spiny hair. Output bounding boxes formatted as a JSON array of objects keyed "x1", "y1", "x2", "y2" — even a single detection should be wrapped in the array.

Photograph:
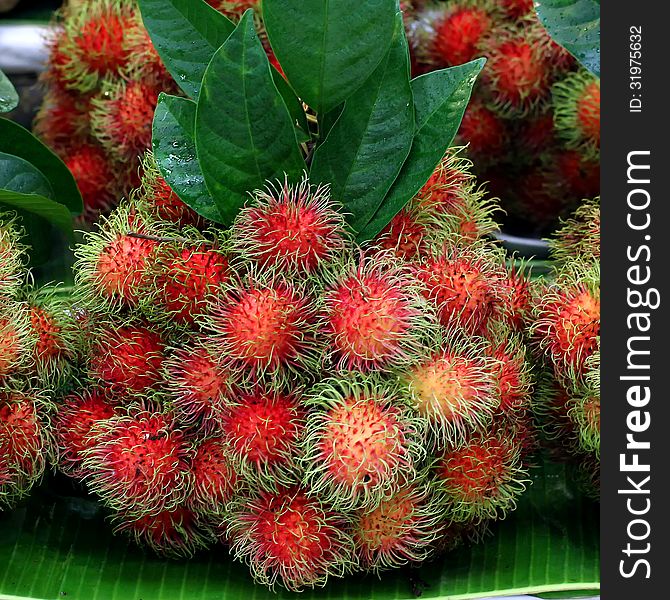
[
  {"x1": 549, "y1": 197, "x2": 600, "y2": 265},
  {"x1": 0, "y1": 212, "x2": 27, "y2": 299}
]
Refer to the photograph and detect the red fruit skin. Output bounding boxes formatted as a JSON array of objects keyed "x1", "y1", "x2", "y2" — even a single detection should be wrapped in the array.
[
  {"x1": 0, "y1": 392, "x2": 44, "y2": 477},
  {"x1": 92, "y1": 233, "x2": 159, "y2": 308},
  {"x1": 499, "y1": 0, "x2": 534, "y2": 18},
  {"x1": 82, "y1": 412, "x2": 192, "y2": 516},
  {"x1": 226, "y1": 486, "x2": 353, "y2": 591},
  {"x1": 73, "y1": 11, "x2": 131, "y2": 78},
  {"x1": 64, "y1": 144, "x2": 116, "y2": 218},
  {"x1": 555, "y1": 151, "x2": 600, "y2": 200},
  {"x1": 54, "y1": 389, "x2": 118, "y2": 477},
  {"x1": 456, "y1": 101, "x2": 508, "y2": 161},
  {"x1": 157, "y1": 246, "x2": 229, "y2": 325},
  {"x1": 576, "y1": 81, "x2": 601, "y2": 148},
  {"x1": 210, "y1": 280, "x2": 317, "y2": 375},
  {"x1": 517, "y1": 113, "x2": 556, "y2": 157},
  {"x1": 432, "y1": 7, "x2": 492, "y2": 66},
  {"x1": 89, "y1": 325, "x2": 166, "y2": 395},
  {"x1": 189, "y1": 437, "x2": 239, "y2": 513},
  {"x1": 29, "y1": 306, "x2": 67, "y2": 370},
  {"x1": 145, "y1": 176, "x2": 200, "y2": 228},
  {"x1": 0, "y1": 318, "x2": 24, "y2": 382},
  {"x1": 220, "y1": 391, "x2": 304, "y2": 482},
  {"x1": 323, "y1": 264, "x2": 425, "y2": 371},
  {"x1": 490, "y1": 344, "x2": 531, "y2": 416},
  {"x1": 166, "y1": 345, "x2": 232, "y2": 433},
  {"x1": 376, "y1": 208, "x2": 429, "y2": 260},
  {"x1": 415, "y1": 250, "x2": 507, "y2": 334}
]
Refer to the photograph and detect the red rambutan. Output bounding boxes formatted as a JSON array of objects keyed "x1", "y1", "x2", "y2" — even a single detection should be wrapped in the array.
[
  {"x1": 351, "y1": 483, "x2": 442, "y2": 572},
  {"x1": 155, "y1": 241, "x2": 229, "y2": 325},
  {"x1": 0, "y1": 214, "x2": 25, "y2": 299},
  {"x1": 63, "y1": 143, "x2": 116, "y2": 219},
  {"x1": 431, "y1": 5, "x2": 494, "y2": 67},
  {"x1": 488, "y1": 334, "x2": 533, "y2": 417},
  {"x1": 75, "y1": 205, "x2": 160, "y2": 311},
  {"x1": 432, "y1": 428, "x2": 527, "y2": 522},
  {"x1": 322, "y1": 256, "x2": 435, "y2": 372},
  {"x1": 403, "y1": 335, "x2": 500, "y2": 446},
  {"x1": 219, "y1": 389, "x2": 305, "y2": 488},
  {"x1": 0, "y1": 303, "x2": 33, "y2": 383},
  {"x1": 553, "y1": 71, "x2": 601, "y2": 153},
  {"x1": 456, "y1": 100, "x2": 509, "y2": 161},
  {"x1": 53, "y1": 388, "x2": 119, "y2": 478},
  {"x1": 189, "y1": 437, "x2": 240, "y2": 513},
  {"x1": 499, "y1": 0, "x2": 534, "y2": 19},
  {"x1": 375, "y1": 206, "x2": 432, "y2": 261},
  {"x1": 555, "y1": 150, "x2": 600, "y2": 200},
  {"x1": 415, "y1": 242, "x2": 509, "y2": 334},
  {"x1": 225, "y1": 486, "x2": 355, "y2": 591},
  {"x1": 89, "y1": 323, "x2": 166, "y2": 395},
  {"x1": 164, "y1": 343, "x2": 234, "y2": 433},
  {"x1": 91, "y1": 80, "x2": 160, "y2": 161},
  {"x1": 0, "y1": 390, "x2": 48, "y2": 509},
  {"x1": 302, "y1": 377, "x2": 423, "y2": 510},
  {"x1": 33, "y1": 89, "x2": 91, "y2": 151},
  {"x1": 82, "y1": 410, "x2": 193, "y2": 516},
  {"x1": 232, "y1": 178, "x2": 347, "y2": 275},
  {"x1": 532, "y1": 261, "x2": 600, "y2": 378},
  {"x1": 550, "y1": 197, "x2": 600, "y2": 264},
  {"x1": 207, "y1": 275, "x2": 318, "y2": 378}
]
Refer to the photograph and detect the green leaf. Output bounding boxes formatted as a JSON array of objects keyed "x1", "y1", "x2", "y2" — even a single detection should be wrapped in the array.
[
  {"x1": 310, "y1": 18, "x2": 414, "y2": 234},
  {"x1": 535, "y1": 0, "x2": 600, "y2": 78},
  {"x1": 137, "y1": 0, "x2": 235, "y2": 99},
  {"x1": 152, "y1": 94, "x2": 223, "y2": 223},
  {"x1": 0, "y1": 119, "x2": 83, "y2": 216},
  {"x1": 263, "y1": 0, "x2": 398, "y2": 114},
  {"x1": 0, "y1": 190, "x2": 73, "y2": 239},
  {"x1": 0, "y1": 458, "x2": 599, "y2": 599},
  {"x1": 0, "y1": 151, "x2": 53, "y2": 198},
  {"x1": 0, "y1": 69, "x2": 19, "y2": 113},
  {"x1": 358, "y1": 58, "x2": 485, "y2": 241},
  {"x1": 195, "y1": 11, "x2": 306, "y2": 225}
]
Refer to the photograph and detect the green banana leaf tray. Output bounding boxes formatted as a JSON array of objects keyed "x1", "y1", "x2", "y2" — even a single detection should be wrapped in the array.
[{"x1": 0, "y1": 459, "x2": 599, "y2": 600}]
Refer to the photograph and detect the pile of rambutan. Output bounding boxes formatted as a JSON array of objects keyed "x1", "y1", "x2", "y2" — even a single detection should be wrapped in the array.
[
  {"x1": 35, "y1": 0, "x2": 270, "y2": 222},
  {"x1": 404, "y1": 0, "x2": 600, "y2": 234},
  {"x1": 53, "y1": 147, "x2": 540, "y2": 591},
  {"x1": 1, "y1": 213, "x2": 82, "y2": 511},
  {"x1": 530, "y1": 197, "x2": 600, "y2": 497}
]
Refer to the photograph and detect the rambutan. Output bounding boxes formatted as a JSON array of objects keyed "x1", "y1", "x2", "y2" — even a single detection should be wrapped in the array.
[
  {"x1": 219, "y1": 389, "x2": 305, "y2": 488},
  {"x1": 432, "y1": 428, "x2": 528, "y2": 522},
  {"x1": 499, "y1": 0, "x2": 533, "y2": 19},
  {"x1": 225, "y1": 486, "x2": 355, "y2": 591},
  {"x1": 154, "y1": 240, "x2": 229, "y2": 325},
  {"x1": 81, "y1": 410, "x2": 193, "y2": 516},
  {"x1": 62, "y1": 143, "x2": 117, "y2": 219},
  {"x1": 112, "y1": 504, "x2": 214, "y2": 559},
  {"x1": 414, "y1": 242, "x2": 509, "y2": 334},
  {"x1": 550, "y1": 197, "x2": 601, "y2": 264},
  {"x1": 455, "y1": 99, "x2": 508, "y2": 161},
  {"x1": 122, "y1": 12, "x2": 172, "y2": 84},
  {"x1": 488, "y1": 333, "x2": 533, "y2": 417},
  {"x1": 375, "y1": 206, "x2": 432, "y2": 261},
  {"x1": 569, "y1": 350, "x2": 600, "y2": 456},
  {"x1": 75, "y1": 205, "x2": 160, "y2": 311},
  {"x1": 232, "y1": 178, "x2": 347, "y2": 275},
  {"x1": 350, "y1": 483, "x2": 442, "y2": 572},
  {"x1": 207, "y1": 274, "x2": 319, "y2": 379},
  {"x1": 33, "y1": 89, "x2": 91, "y2": 151},
  {"x1": 189, "y1": 437, "x2": 240, "y2": 514},
  {"x1": 0, "y1": 214, "x2": 25, "y2": 299},
  {"x1": 484, "y1": 33, "x2": 552, "y2": 116},
  {"x1": 91, "y1": 80, "x2": 160, "y2": 161},
  {"x1": 403, "y1": 334, "x2": 499, "y2": 446},
  {"x1": 553, "y1": 70, "x2": 601, "y2": 153},
  {"x1": 88, "y1": 323, "x2": 166, "y2": 395},
  {"x1": 498, "y1": 261, "x2": 533, "y2": 330},
  {"x1": 516, "y1": 111, "x2": 556, "y2": 156},
  {"x1": 321, "y1": 255, "x2": 435, "y2": 372},
  {"x1": 0, "y1": 389, "x2": 48, "y2": 510},
  {"x1": 430, "y1": 4, "x2": 494, "y2": 67},
  {"x1": 164, "y1": 343, "x2": 234, "y2": 434},
  {"x1": 415, "y1": 148, "x2": 477, "y2": 212},
  {"x1": 532, "y1": 261, "x2": 600, "y2": 379},
  {"x1": 302, "y1": 377, "x2": 423, "y2": 510},
  {"x1": 53, "y1": 0, "x2": 134, "y2": 92},
  {"x1": 0, "y1": 302, "x2": 33, "y2": 383},
  {"x1": 53, "y1": 388, "x2": 119, "y2": 478},
  {"x1": 555, "y1": 150, "x2": 600, "y2": 202}
]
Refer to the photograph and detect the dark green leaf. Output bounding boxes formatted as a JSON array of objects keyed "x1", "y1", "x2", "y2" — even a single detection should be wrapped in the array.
[
  {"x1": 0, "y1": 69, "x2": 19, "y2": 113},
  {"x1": 0, "y1": 119, "x2": 83, "y2": 215},
  {"x1": 272, "y1": 69, "x2": 310, "y2": 143},
  {"x1": 263, "y1": 0, "x2": 398, "y2": 114},
  {"x1": 138, "y1": 0, "x2": 235, "y2": 99},
  {"x1": 0, "y1": 189, "x2": 73, "y2": 239},
  {"x1": 152, "y1": 94, "x2": 223, "y2": 223},
  {"x1": 535, "y1": 0, "x2": 600, "y2": 77},
  {"x1": 310, "y1": 18, "x2": 414, "y2": 234},
  {"x1": 358, "y1": 59, "x2": 485, "y2": 241},
  {"x1": 195, "y1": 12, "x2": 306, "y2": 225},
  {"x1": 0, "y1": 151, "x2": 53, "y2": 198}
]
